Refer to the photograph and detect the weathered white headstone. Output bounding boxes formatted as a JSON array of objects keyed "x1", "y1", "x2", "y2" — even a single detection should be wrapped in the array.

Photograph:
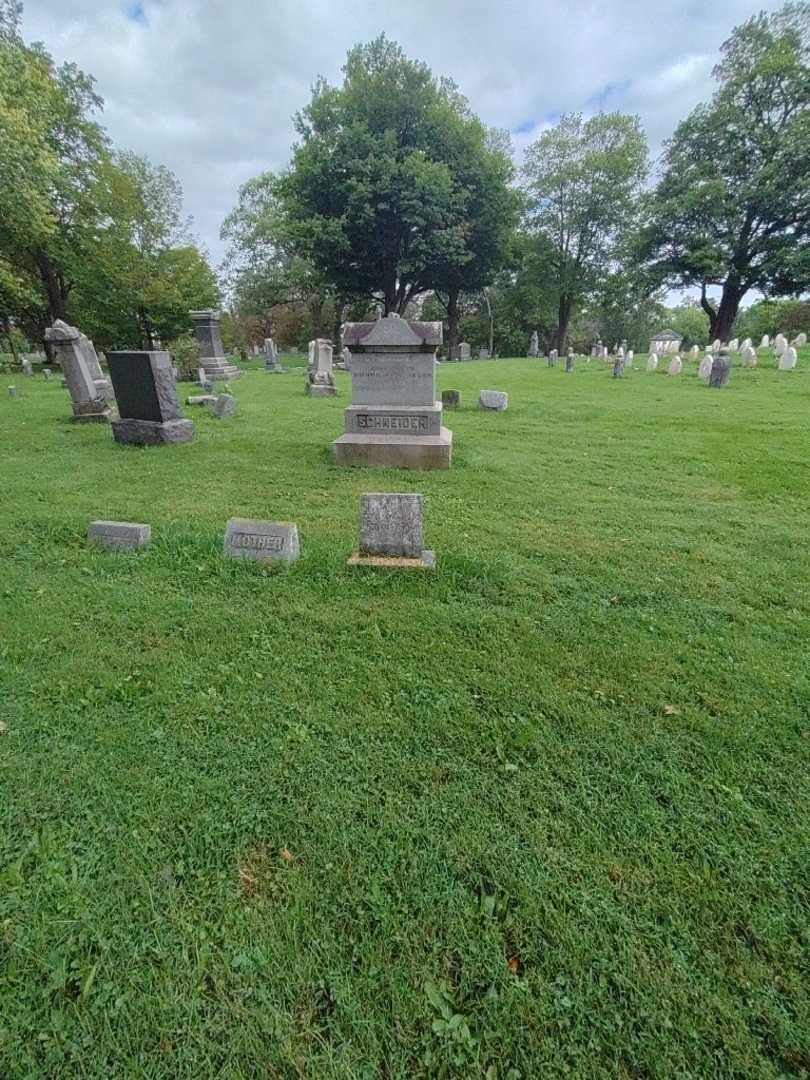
[
  {"x1": 668, "y1": 356, "x2": 683, "y2": 376},
  {"x1": 264, "y1": 337, "x2": 284, "y2": 373},
  {"x1": 712, "y1": 339, "x2": 721, "y2": 353},
  {"x1": 793, "y1": 332, "x2": 807, "y2": 346},
  {"x1": 8, "y1": 385, "x2": 18, "y2": 397},
  {"x1": 565, "y1": 351, "x2": 575, "y2": 373},
  {"x1": 774, "y1": 333, "x2": 787, "y2": 356},
  {"x1": 306, "y1": 338, "x2": 337, "y2": 396},
  {"x1": 479, "y1": 389, "x2": 508, "y2": 410},
  {"x1": 528, "y1": 331, "x2": 539, "y2": 358},
  {"x1": 698, "y1": 352, "x2": 714, "y2": 382},
  {"x1": 626, "y1": 350, "x2": 634, "y2": 368},
  {"x1": 457, "y1": 341, "x2": 471, "y2": 360},
  {"x1": 20, "y1": 356, "x2": 33, "y2": 377},
  {"x1": 778, "y1": 346, "x2": 797, "y2": 371},
  {"x1": 728, "y1": 337, "x2": 739, "y2": 352},
  {"x1": 44, "y1": 320, "x2": 111, "y2": 423},
  {"x1": 740, "y1": 344, "x2": 757, "y2": 367},
  {"x1": 646, "y1": 354, "x2": 659, "y2": 372},
  {"x1": 760, "y1": 334, "x2": 770, "y2": 348}
]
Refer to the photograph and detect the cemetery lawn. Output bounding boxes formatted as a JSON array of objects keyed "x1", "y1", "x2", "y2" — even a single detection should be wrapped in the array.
[{"x1": 2, "y1": 352, "x2": 810, "y2": 1080}]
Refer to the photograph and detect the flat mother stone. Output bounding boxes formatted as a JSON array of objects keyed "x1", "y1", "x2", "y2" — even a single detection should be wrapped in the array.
[{"x1": 224, "y1": 518, "x2": 299, "y2": 563}]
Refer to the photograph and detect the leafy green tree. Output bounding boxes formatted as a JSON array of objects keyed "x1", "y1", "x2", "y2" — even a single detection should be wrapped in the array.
[
  {"x1": 639, "y1": 3, "x2": 810, "y2": 342},
  {"x1": 277, "y1": 35, "x2": 509, "y2": 316},
  {"x1": 523, "y1": 112, "x2": 648, "y2": 353}
]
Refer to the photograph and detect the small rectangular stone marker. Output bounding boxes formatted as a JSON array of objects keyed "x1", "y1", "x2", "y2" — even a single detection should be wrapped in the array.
[
  {"x1": 479, "y1": 390, "x2": 508, "y2": 410},
  {"x1": 442, "y1": 389, "x2": 460, "y2": 409},
  {"x1": 186, "y1": 394, "x2": 218, "y2": 405},
  {"x1": 224, "y1": 518, "x2": 299, "y2": 563},
  {"x1": 88, "y1": 520, "x2": 151, "y2": 550},
  {"x1": 211, "y1": 393, "x2": 235, "y2": 417},
  {"x1": 348, "y1": 493, "x2": 434, "y2": 569}
]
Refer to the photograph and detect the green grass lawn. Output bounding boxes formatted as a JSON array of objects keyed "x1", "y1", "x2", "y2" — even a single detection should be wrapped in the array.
[{"x1": 1, "y1": 351, "x2": 809, "y2": 1078}]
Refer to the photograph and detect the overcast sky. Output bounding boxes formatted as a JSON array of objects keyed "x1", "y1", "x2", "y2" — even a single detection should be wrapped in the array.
[{"x1": 24, "y1": 0, "x2": 779, "y2": 273}]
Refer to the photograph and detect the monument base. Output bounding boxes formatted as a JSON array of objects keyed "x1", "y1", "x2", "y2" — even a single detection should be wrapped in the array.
[
  {"x1": 200, "y1": 358, "x2": 242, "y2": 380},
  {"x1": 348, "y1": 550, "x2": 435, "y2": 570},
  {"x1": 332, "y1": 427, "x2": 452, "y2": 470},
  {"x1": 112, "y1": 418, "x2": 196, "y2": 446},
  {"x1": 307, "y1": 383, "x2": 337, "y2": 397}
]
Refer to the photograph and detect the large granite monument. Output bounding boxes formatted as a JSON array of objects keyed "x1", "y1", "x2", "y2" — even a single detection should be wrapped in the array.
[
  {"x1": 44, "y1": 320, "x2": 111, "y2": 423},
  {"x1": 189, "y1": 310, "x2": 241, "y2": 381},
  {"x1": 107, "y1": 350, "x2": 195, "y2": 445},
  {"x1": 333, "y1": 314, "x2": 451, "y2": 470}
]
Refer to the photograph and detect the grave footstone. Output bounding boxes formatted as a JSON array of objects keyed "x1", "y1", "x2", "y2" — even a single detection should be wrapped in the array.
[
  {"x1": 479, "y1": 389, "x2": 508, "y2": 410},
  {"x1": 189, "y1": 310, "x2": 241, "y2": 380},
  {"x1": 44, "y1": 320, "x2": 111, "y2": 423},
  {"x1": 348, "y1": 493, "x2": 434, "y2": 569},
  {"x1": 306, "y1": 339, "x2": 337, "y2": 396},
  {"x1": 211, "y1": 393, "x2": 235, "y2": 417},
  {"x1": 88, "y1": 521, "x2": 151, "y2": 550},
  {"x1": 334, "y1": 314, "x2": 451, "y2": 469},
  {"x1": 224, "y1": 518, "x2": 300, "y2": 563},
  {"x1": 709, "y1": 347, "x2": 731, "y2": 388},
  {"x1": 442, "y1": 389, "x2": 460, "y2": 409},
  {"x1": 107, "y1": 350, "x2": 195, "y2": 445}
]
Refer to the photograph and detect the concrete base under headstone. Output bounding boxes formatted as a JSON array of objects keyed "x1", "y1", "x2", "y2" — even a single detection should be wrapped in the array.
[
  {"x1": 112, "y1": 418, "x2": 195, "y2": 445},
  {"x1": 348, "y1": 550, "x2": 435, "y2": 569},
  {"x1": 333, "y1": 428, "x2": 452, "y2": 470},
  {"x1": 71, "y1": 401, "x2": 111, "y2": 423},
  {"x1": 306, "y1": 382, "x2": 337, "y2": 397}
]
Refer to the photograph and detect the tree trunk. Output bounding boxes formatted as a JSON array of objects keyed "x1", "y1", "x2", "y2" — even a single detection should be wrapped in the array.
[
  {"x1": 483, "y1": 289, "x2": 494, "y2": 357},
  {"x1": 138, "y1": 307, "x2": 156, "y2": 349},
  {"x1": 1, "y1": 317, "x2": 20, "y2": 365},
  {"x1": 332, "y1": 298, "x2": 345, "y2": 350},
  {"x1": 555, "y1": 294, "x2": 572, "y2": 353},
  {"x1": 310, "y1": 297, "x2": 324, "y2": 338},
  {"x1": 35, "y1": 250, "x2": 69, "y2": 324},
  {"x1": 446, "y1": 288, "x2": 460, "y2": 360},
  {"x1": 701, "y1": 279, "x2": 744, "y2": 343}
]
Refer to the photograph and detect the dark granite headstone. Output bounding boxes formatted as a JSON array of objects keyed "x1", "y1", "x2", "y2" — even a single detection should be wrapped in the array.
[{"x1": 107, "y1": 351, "x2": 181, "y2": 422}]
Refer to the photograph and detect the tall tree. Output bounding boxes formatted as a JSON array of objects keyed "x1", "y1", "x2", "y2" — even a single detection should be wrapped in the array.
[
  {"x1": 277, "y1": 35, "x2": 504, "y2": 315},
  {"x1": 639, "y1": 3, "x2": 810, "y2": 341},
  {"x1": 523, "y1": 112, "x2": 648, "y2": 353}
]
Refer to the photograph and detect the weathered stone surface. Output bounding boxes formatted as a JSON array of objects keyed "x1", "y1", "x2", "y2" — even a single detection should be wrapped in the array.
[
  {"x1": 698, "y1": 353, "x2": 714, "y2": 381},
  {"x1": 8, "y1": 385, "x2": 18, "y2": 397},
  {"x1": 565, "y1": 351, "x2": 575, "y2": 373},
  {"x1": 626, "y1": 350, "x2": 634, "y2": 368},
  {"x1": 344, "y1": 403, "x2": 442, "y2": 435},
  {"x1": 709, "y1": 348, "x2": 731, "y2": 388},
  {"x1": 457, "y1": 341, "x2": 471, "y2": 360},
  {"x1": 189, "y1": 309, "x2": 242, "y2": 380},
  {"x1": 547, "y1": 349, "x2": 558, "y2": 366},
  {"x1": 197, "y1": 366, "x2": 212, "y2": 389},
  {"x1": 479, "y1": 390, "x2": 508, "y2": 410},
  {"x1": 478, "y1": 347, "x2": 489, "y2": 359},
  {"x1": 107, "y1": 351, "x2": 182, "y2": 423},
  {"x1": 224, "y1": 518, "x2": 299, "y2": 563},
  {"x1": 43, "y1": 368, "x2": 52, "y2": 380},
  {"x1": 21, "y1": 356, "x2": 33, "y2": 376},
  {"x1": 442, "y1": 389, "x2": 460, "y2": 409},
  {"x1": 334, "y1": 314, "x2": 451, "y2": 470},
  {"x1": 774, "y1": 333, "x2": 787, "y2": 356},
  {"x1": 728, "y1": 338, "x2": 739, "y2": 352},
  {"x1": 88, "y1": 520, "x2": 151, "y2": 550},
  {"x1": 740, "y1": 345, "x2": 757, "y2": 366},
  {"x1": 793, "y1": 332, "x2": 806, "y2": 346},
  {"x1": 528, "y1": 331, "x2": 539, "y2": 358},
  {"x1": 111, "y1": 418, "x2": 195, "y2": 445},
  {"x1": 668, "y1": 356, "x2": 683, "y2": 376},
  {"x1": 612, "y1": 355, "x2": 625, "y2": 378},
  {"x1": 358, "y1": 493, "x2": 423, "y2": 556},
  {"x1": 646, "y1": 354, "x2": 659, "y2": 372},
  {"x1": 44, "y1": 320, "x2": 110, "y2": 423},
  {"x1": 760, "y1": 334, "x2": 770, "y2": 348},
  {"x1": 211, "y1": 393, "x2": 235, "y2": 417},
  {"x1": 264, "y1": 337, "x2": 284, "y2": 372},
  {"x1": 186, "y1": 394, "x2": 218, "y2": 405},
  {"x1": 778, "y1": 346, "x2": 798, "y2": 371},
  {"x1": 306, "y1": 338, "x2": 337, "y2": 395}
]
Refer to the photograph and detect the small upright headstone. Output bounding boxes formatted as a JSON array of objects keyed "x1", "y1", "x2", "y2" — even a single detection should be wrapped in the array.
[
  {"x1": 348, "y1": 493, "x2": 434, "y2": 569},
  {"x1": 690, "y1": 344, "x2": 700, "y2": 358},
  {"x1": 264, "y1": 337, "x2": 284, "y2": 373},
  {"x1": 43, "y1": 368, "x2": 52, "y2": 381},
  {"x1": 778, "y1": 346, "x2": 797, "y2": 371},
  {"x1": 712, "y1": 339, "x2": 721, "y2": 353},
  {"x1": 107, "y1": 350, "x2": 195, "y2": 445},
  {"x1": 793, "y1": 332, "x2": 807, "y2": 346},
  {"x1": 442, "y1": 389, "x2": 460, "y2": 409},
  {"x1": 728, "y1": 337, "x2": 739, "y2": 352},
  {"x1": 602, "y1": 346, "x2": 609, "y2": 359},
  {"x1": 612, "y1": 355, "x2": 625, "y2": 378},
  {"x1": 565, "y1": 350, "x2": 575, "y2": 373},
  {"x1": 341, "y1": 346, "x2": 352, "y2": 369},
  {"x1": 197, "y1": 367, "x2": 212, "y2": 390},
  {"x1": 709, "y1": 348, "x2": 731, "y2": 388},
  {"x1": 741, "y1": 338, "x2": 752, "y2": 350},
  {"x1": 773, "y1": 333, "x2": 787, "y2": 356},
  {"x1": 740, "y1": 344, "x2": 757, "y2": 367},
  {"x1": 306, "y1": 339, "x2": 337, "y2": 396},
  {"x1": 760, "y1": 334, "x2": 770, "y2": 349},
  {"x1": 548, "y1": 349, "x2": 558, "y2": 367},
  {"x1": 211, "y1": 392, "x2": 235, "y2": 417},
  {"x1": 20, "y1": 356, "x2": 33, "y2": 377},
  {"x1": 8, "y1": 385, "x2": 18, "y2": 397},
  {"x1": 698, "y1": 352, "x2": 714, "y2": 381},
  {"x1": 224, "y1": 518, "x2": 300, "y2": 563},
  {"x1": 88, "y1": 521, "x2": 151, "y2": 550},
  {"x1": 626, "y1": 350, "x2": 634, "y2": 368},
  {"x1": 479, "y1": 390, "x2": 508, "y2": 410},
  {"x1": 477, "y1": 347, "x2": 490, "y2": 359},
  {"x1": 457, "y1": 341, "x2": 471, "y2": 361},
  {"x1": 528, "y1": 331, "x2": 539, "y2": 358},
  {"x1": 646, "y1": 354, "x2": 659, "y2": 372},
  {"x1": 668, "y1": 356, "x2": 683, "y2": 376},
  {"x1": 44, "y1": 320, "x2": 111, "y2": 423}
]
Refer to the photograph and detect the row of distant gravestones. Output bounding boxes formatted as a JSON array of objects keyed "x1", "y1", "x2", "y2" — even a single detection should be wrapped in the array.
[{"x1": 86, "y1": 493, "x2": 436, "y2": 570}]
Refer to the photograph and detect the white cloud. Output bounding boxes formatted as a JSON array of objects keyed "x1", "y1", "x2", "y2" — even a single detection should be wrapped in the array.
[{"x1": 22, "y1": 0, "x2": 782, "y2": 270}]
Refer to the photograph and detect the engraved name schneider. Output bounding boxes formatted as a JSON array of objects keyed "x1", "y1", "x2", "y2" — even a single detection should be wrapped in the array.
[{"x1": 356, "y1": 415, "x2": 428, "y2": 431}]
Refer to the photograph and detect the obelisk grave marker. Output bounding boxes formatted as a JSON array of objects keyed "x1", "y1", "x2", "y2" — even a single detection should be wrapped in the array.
[{"x1": 333, "y1": 314, "x2": 452, "y2": 469}]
